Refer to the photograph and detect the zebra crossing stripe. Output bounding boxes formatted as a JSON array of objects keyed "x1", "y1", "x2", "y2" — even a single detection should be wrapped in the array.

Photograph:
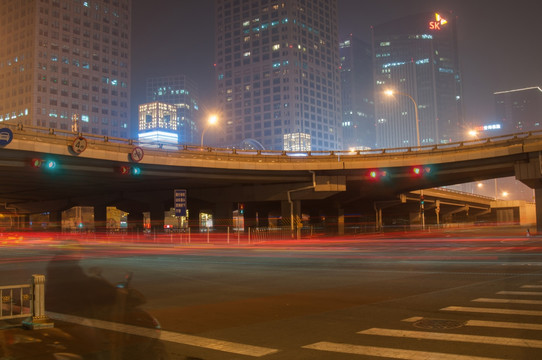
[
  {"x1": 442, "y1": 306, "x2": 542, "y2": 316},
  {"x1": 47, "y1": 312, "x2": 278, "y2": 357},
  {"x1": 521, "y1": 285, "x2": 542, "y2": 289},
  {"x1": 466, "y1": 320, "x2": 542, "y2": 331},
  {"x1": 402, "y1": 317, "x2": 542, "y2": 330},
  {"x1": 302, "y1": 341, "x2": 505, "y2": 360},
  {"x1": 473, "y1": 297, "x2": 542, "y2": 305},
  {"x1": 359, "y1": 328, "x2": 542, "y2": 348},
  {"x1": 497, "y1": 291, "x2": 542, "y2": 296}
]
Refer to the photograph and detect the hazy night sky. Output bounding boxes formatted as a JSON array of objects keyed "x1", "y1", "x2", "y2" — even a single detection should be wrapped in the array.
[{"x1": 131, "y1": 0, "x2": 542, "y2": 131}]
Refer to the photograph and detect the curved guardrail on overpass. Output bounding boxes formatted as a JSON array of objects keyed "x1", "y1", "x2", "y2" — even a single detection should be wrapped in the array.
[{"x1": 3, "y1": 123, "x2": 542, "y2": 173}]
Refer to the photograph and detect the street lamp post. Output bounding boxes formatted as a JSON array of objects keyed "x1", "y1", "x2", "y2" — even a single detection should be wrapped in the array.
[
  {"x1": 385, "y1": 89, "x2": 424, "y2": 229},
  {"x1": 384, "y1": 90, "x2": 420, "y2": 147},
  {"x1": 200, "y1": 115, "x2": 218, "y2": 147}
]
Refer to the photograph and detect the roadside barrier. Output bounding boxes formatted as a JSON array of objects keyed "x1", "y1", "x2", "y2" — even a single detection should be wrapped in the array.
[{"x1": 1, "y1": 274, "x2": 53, "y2": 329}]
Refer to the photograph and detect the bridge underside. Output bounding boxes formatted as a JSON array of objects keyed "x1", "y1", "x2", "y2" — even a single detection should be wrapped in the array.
[{"x1": 1, "y1": 125, "x2": 542, "y2": 232}]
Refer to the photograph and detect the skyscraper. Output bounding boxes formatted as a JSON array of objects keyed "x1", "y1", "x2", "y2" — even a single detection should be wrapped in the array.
[
  {"x1": 0, "y1": 0, "x2": 132, "y2": 138},
  {"x1": 494, "y1": 86, "x2": 542, "y2": 134},
  {"x1": 340, "y1": 34, "x2": 374, "y2": 149},
  {"x1": 146, "y1": 75, "x2": 200, "y2": 145},
  {"x1": 214, "y1": 0, "x2": 342, "y2": 151},
  {"x1": 372, "y1": 11, "x2": 463, "y2": 148}
]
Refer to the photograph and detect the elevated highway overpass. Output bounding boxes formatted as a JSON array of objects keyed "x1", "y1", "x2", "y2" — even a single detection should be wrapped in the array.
[{"x1": 1, "y1": 123, "x2": 541, "y2": 231}]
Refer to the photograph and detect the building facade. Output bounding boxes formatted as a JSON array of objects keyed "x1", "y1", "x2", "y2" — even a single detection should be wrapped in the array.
[
  {"x1": 494, "y1": 86, "x2": 542, "y2": 134},
  {"x1": 214, "y1": 0, "x2": 342, "y2": 151},
  {"x1": 138, "y1": 102, "x2": 178, "y2": 145},
  {"x1": 146, "y1": 74, "x2": 200, "y2": 145},
  {"x1": 372, "y1": 12, "x2": 463, "y2": 149},
  {"x1": 340, "y1": 34, "x2": 374, "y2": 149},
  {"x1": 0, "y1": 0, "x2": 132, "y2": 138}
]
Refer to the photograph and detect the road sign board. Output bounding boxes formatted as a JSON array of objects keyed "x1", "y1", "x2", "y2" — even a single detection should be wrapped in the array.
[
  {"x1": 0, "y1": 128, "x2": 13, "y2": 146},
  {"x1": 131, "y1": 146, "x2": 144, "y2": 162},
  {"x1": 71, "y1": 136, "x2": 87, "y2": 154},
  {"x1": 174, "y1": 189, "x2": 187, "y2": 217}
]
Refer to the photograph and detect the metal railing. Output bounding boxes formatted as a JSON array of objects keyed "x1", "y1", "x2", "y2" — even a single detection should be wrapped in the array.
[
  {"x1": 0, "y1": 274, "x2": 53, "y2": 329},
  {"x1": 0, "y1": 283, "x2": 31, "y2": 320},
  {"x1": 4, "y1": 122, "x2": 542, "y2": 161}
]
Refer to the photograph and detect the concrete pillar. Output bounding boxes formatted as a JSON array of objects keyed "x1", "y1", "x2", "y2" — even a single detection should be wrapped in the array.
[
  {"x1": 535, "y1": 188, "x2": 542, "y2": 233},
  {"x1": 281, "y1": 200, "x2": 301, "y2": 237},
  {"x1": 94, "y1": 206, "x2": 107, "y2": 233},
  {"x1": 515, "y1": 155, "x2": 542, "y2": 233},
  {"x1": 337, "y1": 208, "x2": 345, "y2": 236}
]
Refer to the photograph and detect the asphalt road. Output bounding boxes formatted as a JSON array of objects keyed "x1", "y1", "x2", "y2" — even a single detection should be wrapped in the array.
[{"x1": 2, "y1": 230, "x2": 542, "y2": 359}]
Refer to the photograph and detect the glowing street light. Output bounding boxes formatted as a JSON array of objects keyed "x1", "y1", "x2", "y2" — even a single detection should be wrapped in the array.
[
  {"x1": 200, "y1": 114, "x2": 218, "y2": 147},
  {"x1": 385, "y1": 89, "x2": 424, "y2": 229},
  {"x1": 384, "y1": 89, "x2": 420, "y2": 147}
]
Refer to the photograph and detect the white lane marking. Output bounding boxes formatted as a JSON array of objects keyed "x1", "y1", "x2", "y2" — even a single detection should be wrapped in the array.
[
  {"x1": 47, "y1": 312, "x2": 278, "y2": 357},
  {"x1": 521, "y1": 285, "x2": 542, "y2": 289},
  {"x1": 303, "y1": 341, "x2": 506, "y2": 360},
  {"x1": 442, "y1": 306, "x2": 542, "y2": 316},
  {"x1": 473, "y1": 298, "x2": 542, "y2": 305},
  {"x1": 466, "y1": 320, "x2": 542, "y2": 331},
  {"x1": 402, "y1": 317, "x2": 542, "y2": 331},
  {"x1": 359, "y1": 327, "x2": 542, "y2": 348},
  {"x1": 497, "y1": 291, "x2": 542, "y2": 296}
]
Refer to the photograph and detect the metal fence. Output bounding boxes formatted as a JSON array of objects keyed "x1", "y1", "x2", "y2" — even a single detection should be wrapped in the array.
[
  {"x1": 0, "y1": 283, "x2": 32, "y2": 320},
  {"x1": 0, "y1": 274, "x2": 53, "y2": 329}
]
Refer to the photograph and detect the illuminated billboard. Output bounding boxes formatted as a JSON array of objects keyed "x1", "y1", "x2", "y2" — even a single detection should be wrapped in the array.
[{"x1": 429, "y1": 13, "x2": 448, "y2": 30}]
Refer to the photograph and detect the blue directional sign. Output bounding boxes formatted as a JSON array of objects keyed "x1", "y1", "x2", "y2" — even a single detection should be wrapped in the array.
[
  {"x1": 0, "y1": 128, "x2": 13, "y2": 146},
  {"x1": 174, "y1": 189, "x2": 187, "y2": 217}
]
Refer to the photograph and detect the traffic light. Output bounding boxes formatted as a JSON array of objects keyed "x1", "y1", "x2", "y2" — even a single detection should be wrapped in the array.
[
  {"x1": 368, "y1": 169, "x2": 388, "y2": 181},
  {"x1": 31, "y1": 158, "x2": 57, "y2": 170},
  {"x1": 119, "y1": 165, "x2": 141, "y2": 176},
  {"x1": 239, "y1": 203, "x2": 245, "y2": 215},
  {"x1": 411, "y1": 166, "x2": 432, "y2": 177}
]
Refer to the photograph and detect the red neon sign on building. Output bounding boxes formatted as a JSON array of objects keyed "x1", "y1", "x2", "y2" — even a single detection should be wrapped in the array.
[{"x1": 429, "y1": 13, "x2": 448, "y2": 30}]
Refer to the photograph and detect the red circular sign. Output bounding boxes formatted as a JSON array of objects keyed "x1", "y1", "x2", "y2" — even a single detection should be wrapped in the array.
[
  {"x1": 131, "y1": 146, "x2": 144, "y2": 162},
  {"x1": 72, "y1": 136, "x2": 87, "y2": 154}
]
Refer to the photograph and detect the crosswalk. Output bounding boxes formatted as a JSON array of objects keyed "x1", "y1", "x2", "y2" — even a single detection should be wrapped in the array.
[{"x1": 302, "y1": 280, "x2": 542, "y2": 359}]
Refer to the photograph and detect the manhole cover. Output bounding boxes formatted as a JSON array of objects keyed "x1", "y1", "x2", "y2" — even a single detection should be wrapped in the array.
[{"x1": 413, "y1": 318, "x2": 465, "y2": 330}]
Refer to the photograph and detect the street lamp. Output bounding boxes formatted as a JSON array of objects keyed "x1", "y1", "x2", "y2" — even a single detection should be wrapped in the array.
[
  {"x1": 384, "y1": 89, "x2": 420, "y2": 147},
  {"x1": 200, "y1": 114, "x2": 218, "y2": 147},
  {"x1": 385, "y1": 89, "x2": 424, "y2": 229}
]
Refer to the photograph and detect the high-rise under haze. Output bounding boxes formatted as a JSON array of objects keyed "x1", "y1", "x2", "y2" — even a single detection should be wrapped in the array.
[
  {"x1": 494, "y1": 86, "x2": 542, "y2": 134},
  {"x1": 0, "y1": 0, "x2": 131, "y2": 138},
  {"x1": 214, "y1": 0, "x2": 342, "y2": 151},
  {"x1": 339, "y1": 34, "x2": 374, "y2": 149},
  {"x1": 372, "y1": 11, "x2": 463, "y2": 148},
  {"x1": 146, "y1": 75, "x2": 200, "y2": 145}
]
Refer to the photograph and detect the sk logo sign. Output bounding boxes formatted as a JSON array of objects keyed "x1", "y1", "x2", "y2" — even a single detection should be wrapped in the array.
[{"x1": 429, "y1": 13, "x2": 448, "y2": 30}]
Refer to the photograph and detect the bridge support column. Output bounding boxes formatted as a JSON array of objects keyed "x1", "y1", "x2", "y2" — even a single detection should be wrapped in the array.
[
  {"x1": 515, "y1": 155, "x2": 542, "y2": 233},
  {"x1": 281, "y1": 200, "x2": 301, "y2": 238},
  {"x1": 337, "y1": 208, "x2": 345, "y2": 236}
]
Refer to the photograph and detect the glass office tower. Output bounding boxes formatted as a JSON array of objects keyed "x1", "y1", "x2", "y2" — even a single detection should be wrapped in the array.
[
  {"x1": 214, "y1": 0, "x2": 342, "y2": 151},
  {"x1": 372, "y1": 11, "x2": 463, "y2": 148},
  {"x1": 340, "y1": 34, "x2": 374, "y2": 149}
]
